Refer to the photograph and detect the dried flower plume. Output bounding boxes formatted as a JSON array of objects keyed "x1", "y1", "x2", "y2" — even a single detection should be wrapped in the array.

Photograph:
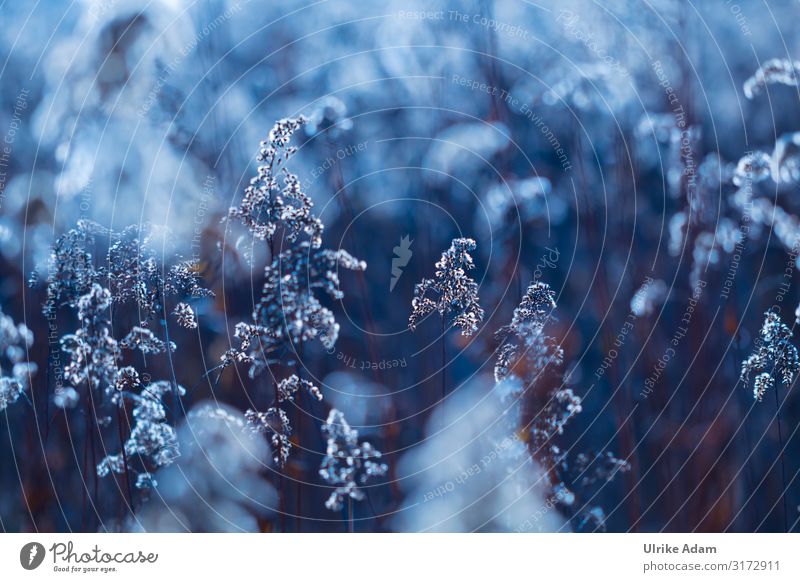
[
  {"x1": 409, "y1": 237, "x2": 484, "y2": 336},
  {"x1": 319, "y1": 408, "x2": 387, "y2": 511}
]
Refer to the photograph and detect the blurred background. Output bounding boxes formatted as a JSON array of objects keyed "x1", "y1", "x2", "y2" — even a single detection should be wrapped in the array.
[{"x1": 2, "y1": 0, "x2": 800, "y2": 532}]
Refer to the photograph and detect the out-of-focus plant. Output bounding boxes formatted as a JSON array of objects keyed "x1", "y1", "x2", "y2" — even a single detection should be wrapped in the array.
[{"x1": 0, "y1": 306, "x2": 36, "y2": 411}]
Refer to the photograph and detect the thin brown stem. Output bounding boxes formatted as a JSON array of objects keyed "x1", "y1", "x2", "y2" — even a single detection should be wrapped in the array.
[{"x1": 773, "y1": 385, "x2": 789, "y2": 532}]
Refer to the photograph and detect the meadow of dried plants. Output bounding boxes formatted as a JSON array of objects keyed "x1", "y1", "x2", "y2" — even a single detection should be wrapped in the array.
[{"x1": 1, "y1": 0, "x2": 799, "y2": 533}]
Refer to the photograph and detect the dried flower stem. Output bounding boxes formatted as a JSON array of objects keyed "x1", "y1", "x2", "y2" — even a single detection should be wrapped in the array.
[
  {"x1": 774, "y1": 386, "x2": 789, "y2": 532},
  {"x1": 348, "y1": 497, "x2": 354, "y2": 533},
  {"x1": 440, "y1": 316, "x2": 446, "y2": 404},
  {"x1": 116, "y1": 404, "x2": 134, "y2": 515}
]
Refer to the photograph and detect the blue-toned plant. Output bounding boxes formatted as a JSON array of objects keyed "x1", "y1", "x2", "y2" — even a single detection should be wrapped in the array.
[
  {"x1": 41, "y1": 220, "x2": 210, "y2": 516},
  {"x1": 226, "y1": 120, "x2": 365, "y2": 473},
  {"x1": 0, "y1": 306, "x2": 36, "y2": 411},
  {"x1": 494, "y1": 281, "x2": 628, "y2": 532},
  {"x1": 318, "y1": 408, "x2": 387, "y2": 530},
  {"x1": 226, "y1": 116, "x2": 323, "y2": 249},
  {"x1": 409, "y1": 237, "x2": 484, "y2": 402}
]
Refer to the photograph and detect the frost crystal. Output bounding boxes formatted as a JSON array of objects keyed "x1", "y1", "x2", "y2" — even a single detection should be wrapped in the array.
[
  {"x1": 740, "y1": 310, "x2": 799, "y2": 400},
  {"x1": 227, "y1": 116, "x2": 324, "y2": 248},
  {"x1": 319, "y1": 409, "x2": 387, "y2": 511},
  {"x1": 409, "y1": 238, "x2": 484, "y2": 336}
]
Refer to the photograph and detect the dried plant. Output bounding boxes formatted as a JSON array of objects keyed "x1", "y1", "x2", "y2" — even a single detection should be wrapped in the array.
[
  {"x1": 226, "y1": 243, "x2": 366, "y2": 377},
  {"x1": 127, "y1": 402, "x2": 277, "y2": 532},
  {"x1": 61, "y1": 284, "x2": 120, "y2": 396},
  {"x1": 173, "y1": 302, "x2": 198, "y2": 329},
  {"x1": 106, "y1": 223, "x2": 212, "y2": 323},
  {"x1": 226, "y1": 116, "x2": 323, "y2": 248},
  {"x1": 494, "y1": 282, "x2": 561, "y2": 383},
  {"x1": 120, "y1": 326, "x2": 175, "y2": 355},
  {"x1": 274, "y1": 374, "x2": 323, "y2": 403},
  {"x1": 7, "y1": 9, "x2": 800, "y2": 534},
  {"x1": 0, "y1": 306, "x2": 36, "y2": 411},
  {"x1": 409, "y1": 238, "x2": 484, "y2": 336},
  {"x1": 245, "y1": 375, "x2": 323, "y2": 466},
  {"x1": 319, "y1": 408, "x2": 387, "y2": 514},
  {"x1": 245, "y1": 407, "x2": 292, "y2": 467},
  {"x1": 493, "y1": 280, "x2": 628, "y2": 531},
  {"x1": 43, "y1": 220, "x2": 210, "y2": 324},
  {"x1": 741, "y1": 310, "x2": 799, "y2": 401},
  {"x1": 40, "y1": 221, "x2": 211, "y2": 509},
  {"x1": 97, "y1": 381, "x2": 184, "y2": 490}
]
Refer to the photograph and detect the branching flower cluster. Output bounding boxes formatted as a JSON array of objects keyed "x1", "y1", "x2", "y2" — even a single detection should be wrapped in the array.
[
  {"x1": 495, "y1": 283, "x2": 568, "y2": 438},
  {"x1": 226, "y1": 118, "x2": 369, "y2": 481},
  {"x1": 43, "y1": 220, "x2": 210, "y2": 325},
  {"x1": 319, "y1": 408, "x2": 387, "y2": 511},
  {"x1": 275, "y1": 374, "x2": 323, "y2": 403},
  {"x1": 494, "y1": 282, "x2": 561, "y2": 383},
  {"x1": 226, "y1": 116, "x2": 323, "y2": 248},
  {"x1": 409, "y1": 238, "x2": 484, "y2": 336},
  {"x1": 493, "y1": 280, "x2": 628, "y2": 530},
  {"x1": 679, "y1": 64, "x2": 800, "y2": 296},
  {"x1": 173, "y1": 302, "x2": 197, "y2": 329},
  {"x1": 120, "y1": 326, "x2": 175, "y2": 355},
  {"x1": 61, "y1": 283, "x2": 120, "y2": 396},
  {"x1": 741, "y1": 310, "x2": 799, "y2": 401},
  {"x1": 245, "y1": 375, "x2": 323, "y2": 466},
  {"x1": 245, "y1": 407, "x2": 291, "y2": 467},
  {"x1": 41, "y1": 220, "x2": 210, "y2": 492},
  {"x1": 225, "y1": 243, "x2": 366, "y2": 376},
  {"x1": 97, "y1": 381, "x2": 184, "y2": 489},
  {"x1": 106, "y1": 224, "x2": 212, "y2": 323}
]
